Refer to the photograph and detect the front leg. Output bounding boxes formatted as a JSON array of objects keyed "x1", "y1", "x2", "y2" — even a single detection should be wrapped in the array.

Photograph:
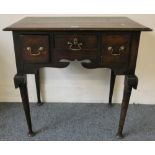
[
  {"x1": 35, "y1": 70, "x2": 43, "y2": 106},
  {"x1": 116, "y1": 75, "x2": 138, "y2": 138},
  {"x1": 109, "y1": 70, "x2": 116, "y2": 105},
  {"x1": 14, "y1": 74, "x2": 35, "y2": 137}
]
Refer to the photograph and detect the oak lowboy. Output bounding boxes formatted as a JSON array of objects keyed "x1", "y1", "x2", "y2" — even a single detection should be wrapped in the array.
[{"x1": 4, "y1": 17, "x2": 152, "y2": 138}]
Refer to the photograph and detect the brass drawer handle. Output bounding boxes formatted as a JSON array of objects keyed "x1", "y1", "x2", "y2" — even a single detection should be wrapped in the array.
[
  {"x1": 26, "y1": 47, "x2": 44, "y2": 56},
  {"x1": 107, "y1": 46, "x2": 125, "y2": 56},
  {"x1": 119, "y1": 46, "x2": 125, "y2": 51},
  {"x1": 67, "y1": 38, "x2": 82, "y2": 51}
]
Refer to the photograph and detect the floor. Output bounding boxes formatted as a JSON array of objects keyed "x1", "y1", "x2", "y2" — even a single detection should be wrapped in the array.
[{"x1": 0, "y1": 102, "x2": 155, "y2": 141}]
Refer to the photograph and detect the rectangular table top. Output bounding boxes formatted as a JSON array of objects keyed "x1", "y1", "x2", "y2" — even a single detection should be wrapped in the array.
[{"x1": 3, "y1": 17, "x2": 152, "y2": 31}]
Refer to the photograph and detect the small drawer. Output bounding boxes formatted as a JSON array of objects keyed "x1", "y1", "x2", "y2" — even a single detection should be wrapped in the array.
[
  {"x1": 54, "y1": 34, "x2": 98, "y2": 50},
  {"x1": 20, "y1": 35, "x2": 49, "y2": 63},
  {"x1": 102, "y1": 33, "x2": 131, "y2": 64},
  {"x1": 53, "y1": 33, "x2": 98, "y2": 61}
]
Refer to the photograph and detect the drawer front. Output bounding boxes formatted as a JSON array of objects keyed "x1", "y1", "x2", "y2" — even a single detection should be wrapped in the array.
[
  {"x1": 20, "y1": 35, "x2": 49, "y2": 63},
  {"x1": 102, "y1": 33, "x2": 131, "y2": 64},
  {"x1": 53, "y1": 33, "x2": 98, "y2": 61},
  {"x1": 54, "y1": 34, "x2": 98, "y2": 50}
]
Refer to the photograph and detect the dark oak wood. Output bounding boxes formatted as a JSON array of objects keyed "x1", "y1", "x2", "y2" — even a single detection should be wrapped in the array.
[
  {"x1": 3, "y1": 17, "x2": 152, "y2": 138},
  {"x1": 102, "y1": 32, "x2": 131, "y2": 64},
  {"x1": 20, "y1": 35, "x2": 49, "y2": 63},
  {"x1": 35, "y1": 70, "x2": 42, "y2": 105},
  {"x1": 3, "y1": 17, "x2": 152, "y2": 31},
  {"x1": 14, "y1": 74, "x2": 35, "y2": 136},
  {"x1": 109, "y1": 70, "x2": 116, "y2": 105},
  {"x1": 54, "y1": 33, "x2": 98, "y2": 49},
  {"x1": 116, "y1": 75, "x2": 138, "y2": 138},
  {"x1": 53, "y1": 32, "x2": 99, "y2": 62}
]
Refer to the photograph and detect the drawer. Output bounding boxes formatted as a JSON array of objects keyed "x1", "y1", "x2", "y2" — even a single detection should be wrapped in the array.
[
  {"x1": 53, "y1": 33, "x2": 98, "y2": 61},
  {"x1": 20, "y1": 35, "x2": 49, "y2": 63},
  {"x1": 54, "y1": 34, "x2": 98, "y2": 50},
  {"x1": 102, "y1": 33, "x2": 131, "y2": 64}
]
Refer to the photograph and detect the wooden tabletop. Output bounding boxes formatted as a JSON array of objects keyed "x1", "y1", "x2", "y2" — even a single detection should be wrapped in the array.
[{"x1": 3, "y1": 17, "x2": 152, "y2": 31}]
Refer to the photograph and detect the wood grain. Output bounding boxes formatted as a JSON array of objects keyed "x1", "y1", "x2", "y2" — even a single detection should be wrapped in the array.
[{"x1": 3, "y1": 17, "x2": 152, "y2": 31}]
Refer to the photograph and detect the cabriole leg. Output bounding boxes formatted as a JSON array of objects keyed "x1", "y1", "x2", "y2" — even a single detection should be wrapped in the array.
[
  {"x1": 14, "y1": 74, "x2": 35, "y2": 137},
  {"x1": 35, "y1": 70, "x2": 43, "y2": 106},
  {"x1": 116, "y1": 75, "x2": 138, "y2": 138},
  {"x1": 109, "y1": 70, "x2": 116, "y2": 105}
]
